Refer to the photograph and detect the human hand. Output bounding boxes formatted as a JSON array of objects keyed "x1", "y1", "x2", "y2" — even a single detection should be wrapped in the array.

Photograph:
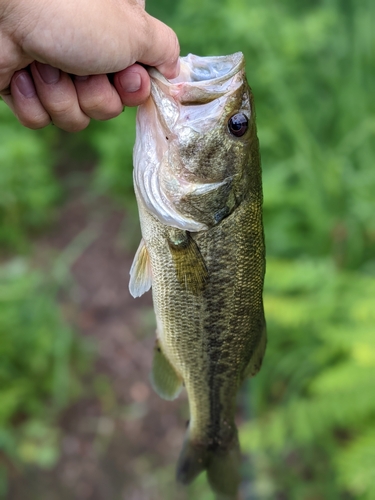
[{"x1": 0, "y1": 0, "x2": 179, "y2": 131}]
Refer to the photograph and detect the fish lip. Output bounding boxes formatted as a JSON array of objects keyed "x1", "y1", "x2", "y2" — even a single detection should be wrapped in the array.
[
  {"x1": 148, "y1": 52, "x2": 245, "y2": 94},
  {"x1": 148, "y1": 52, "x2": 246, "y2": 126}
]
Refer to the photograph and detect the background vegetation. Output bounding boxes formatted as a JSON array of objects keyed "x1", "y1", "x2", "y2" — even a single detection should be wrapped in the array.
[{"x1": 1, "y1": 0, "x2": 374, "y2": 498}]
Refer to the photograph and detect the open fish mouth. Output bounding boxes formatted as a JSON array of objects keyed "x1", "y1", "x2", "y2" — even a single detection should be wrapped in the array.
[
  {"x1": 171, "y1": 53, "x2": 244, "y2": 83},
  {"x1": 148, "y1": 52, "x2": 245, "y2": 106}
]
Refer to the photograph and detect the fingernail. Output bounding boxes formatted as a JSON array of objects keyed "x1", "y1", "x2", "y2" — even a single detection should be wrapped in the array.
[
  {"x1": 36, "y1": 62, "x2": 60, "y2": 84},
  {"x1": 15, "y1": 72, "x2": 36, "y2": 98},
  {"x1": 119, "y1": 72, "x2": 141, "y2": 93},
  {"x1": 74, "y1": 75, "x2": 89, "y2": 81}
]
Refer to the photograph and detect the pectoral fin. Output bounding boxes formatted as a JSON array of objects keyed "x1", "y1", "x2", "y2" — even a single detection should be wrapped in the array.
[
  {"x1": 151, "y1": 340, "x2": 183, "y2": 400},
  {"x1": 167, "y1": 229, "x2": 208, "y2": 295},
  {"x1": 129, "y1": 239, "x2": 152, "y2": 298}
]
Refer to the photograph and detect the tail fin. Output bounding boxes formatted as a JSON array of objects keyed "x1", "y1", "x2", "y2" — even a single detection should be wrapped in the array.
[{"x1": 176, "y1": 430, "x2": 241, "y2": 499}]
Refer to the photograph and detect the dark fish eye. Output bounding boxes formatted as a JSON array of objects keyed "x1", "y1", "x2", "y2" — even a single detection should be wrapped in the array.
[{"x1": 228, "y1": 113, "x2": 248, "y2": 137}]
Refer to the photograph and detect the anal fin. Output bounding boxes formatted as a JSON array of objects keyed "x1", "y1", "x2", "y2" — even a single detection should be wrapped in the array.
[
  {"x1": 129, "y1": 239, "x2": 152, "y2": 298},
  {"x1": 151, "y1": 340, "x2": 183, "y2": 401}
]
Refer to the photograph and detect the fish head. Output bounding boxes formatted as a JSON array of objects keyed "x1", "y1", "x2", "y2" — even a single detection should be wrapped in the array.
[{"x1": 134, "y1": 53, "x2": 258, "y2": 231}]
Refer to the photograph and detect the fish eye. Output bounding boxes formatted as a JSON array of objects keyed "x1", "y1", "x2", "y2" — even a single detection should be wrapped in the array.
[{"x1": 228, "y1": 113, "x2": 248, "y2": 137}]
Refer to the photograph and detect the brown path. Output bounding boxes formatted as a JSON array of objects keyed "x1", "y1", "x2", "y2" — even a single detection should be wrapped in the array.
[{"x1": 8, "y1": 192, "x2": 206, "y2": 500}]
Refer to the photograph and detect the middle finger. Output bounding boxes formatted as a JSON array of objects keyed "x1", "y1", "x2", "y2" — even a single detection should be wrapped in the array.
[{"x1": 30, "y1": 62, "x2": 90, "y2": 132}]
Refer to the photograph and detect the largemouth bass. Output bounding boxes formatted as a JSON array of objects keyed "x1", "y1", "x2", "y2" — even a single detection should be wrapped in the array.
[{"x1": 130, "y1": 52, "x2": 266, "y2": 498}]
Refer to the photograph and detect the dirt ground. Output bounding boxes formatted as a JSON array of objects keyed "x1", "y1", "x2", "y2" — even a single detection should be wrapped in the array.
[{"x1": 8, "y1": 188, "x2": 212, "y2": 500}]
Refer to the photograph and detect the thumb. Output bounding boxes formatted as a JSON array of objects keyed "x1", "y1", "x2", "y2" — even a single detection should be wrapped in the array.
[{"x1": 127, "y1": 7, "x2": 180, "y2": 79}]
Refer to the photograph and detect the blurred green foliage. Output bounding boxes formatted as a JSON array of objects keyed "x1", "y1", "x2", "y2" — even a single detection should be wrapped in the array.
[
  {"x1": 0, "y1": 259, "x2": 87, "y2": 494},
  {"x1": 0, "y1": 0, "x2": 374, "y2": 498},
  {"x1": 0, "y1": 105, "x2": 60, "y2": 254},
  {"x1": 0, "y1": 100, "x2": 92, "y2": 495},
  {"x1": 87, "y1": 107, "x2": 137, "y2": 203},
  {"x1": 151, "y1": 0, "x2": 375, "y2": 498},
  {"x1": 242, "y1": 260, "x2": 375, "y2": 499}
]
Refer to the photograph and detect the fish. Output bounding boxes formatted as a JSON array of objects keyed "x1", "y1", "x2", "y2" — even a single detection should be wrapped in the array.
[{"x1": 129, "y1": 52, "x2": 266, "y2": 499}]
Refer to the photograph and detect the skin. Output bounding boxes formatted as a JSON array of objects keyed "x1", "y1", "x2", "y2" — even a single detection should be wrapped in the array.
[{"x1": 0, "y1": 0, "x2": 180, "y2": 131}]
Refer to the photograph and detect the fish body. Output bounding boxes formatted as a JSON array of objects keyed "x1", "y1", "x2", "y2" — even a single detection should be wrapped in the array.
[{"x1": 130, "y1": 53, "x2": 266, "y2": 498}]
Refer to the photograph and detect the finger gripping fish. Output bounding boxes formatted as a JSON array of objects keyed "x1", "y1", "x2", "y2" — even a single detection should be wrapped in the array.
[{"x1": 130, "y1": 52, "x2": 266, "y2": 499}]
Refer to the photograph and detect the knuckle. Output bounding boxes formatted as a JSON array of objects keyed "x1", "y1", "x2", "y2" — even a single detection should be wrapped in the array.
[
  {"x1": 81, "y1": 92, "x2": 122, "y2": 120},
  {"x1": 82, "y1": 93, "x2": 107, "y2": 112},
  {"x1": 95, "y1": 101, "x2": 123, "y2": 120},
  {"x1": 60, "y1": 117, "x2": 90, "y2": 133},
  {"x1": 97, "y1": 107, "x2": 122, "y2": 121},
  {"x1": 45, "y1": 98, "x2": 90, "y2": 131},
  {"x1": 18, "y1": 113, "x2": 50, "y2": 130},
  {"x1": 47, "y1": 99, "x2": 75, "y2": 117}
]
